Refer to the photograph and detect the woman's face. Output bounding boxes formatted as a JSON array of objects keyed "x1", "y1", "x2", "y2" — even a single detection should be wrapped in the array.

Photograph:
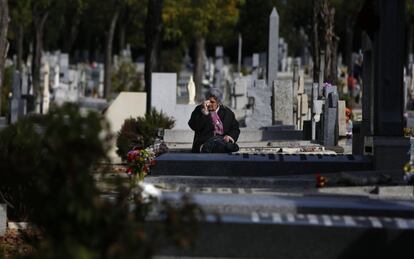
[{"x1": 207, "y1": 97, "x2": 218, "y2": 111}]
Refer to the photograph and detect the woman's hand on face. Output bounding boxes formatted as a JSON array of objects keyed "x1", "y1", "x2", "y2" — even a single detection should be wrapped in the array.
[{"x1": 203, "y1": 100, "x2": 210, "y2": 111}]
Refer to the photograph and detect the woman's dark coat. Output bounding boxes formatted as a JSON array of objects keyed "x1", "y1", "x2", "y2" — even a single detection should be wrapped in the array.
[{"x1": 188, "y1": 105, "x2": 240, "y2": 153}]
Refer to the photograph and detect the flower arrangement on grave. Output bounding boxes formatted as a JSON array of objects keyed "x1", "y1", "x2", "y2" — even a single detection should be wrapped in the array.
[
  {"x1": 316, "y1": 173, "x2": 327, "y2": 188},
  {"x1": 403, "y1": 127, "x2": 414, "y2": 184},
  {"x1": 403, "y1": 163, "x2": 414, "y2": 184},
  {"x1": 126, "y1": 148, "x2": 156, "y2": 181}
]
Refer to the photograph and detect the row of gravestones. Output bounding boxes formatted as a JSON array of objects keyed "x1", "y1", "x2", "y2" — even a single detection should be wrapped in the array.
[{"x1": 5, "y1": 52, "x2": 110, "y2": 123}]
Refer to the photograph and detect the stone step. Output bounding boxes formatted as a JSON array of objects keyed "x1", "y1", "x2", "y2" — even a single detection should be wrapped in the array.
[
  {"x1": 160, "y1": 191, "x2": 414, "y2": 218},
  {"x1": 157, "y1": 192, "x2": 414, "y2": 258},
  {"x1": 158, "y1": 212, "x2": 414, "y2": 258},
  {"x1": 152, "y1": 153, "x2": 373, "y2": 177},
  {"x1": 164, "y1": 127, "x2": 303, "y2": 143}
]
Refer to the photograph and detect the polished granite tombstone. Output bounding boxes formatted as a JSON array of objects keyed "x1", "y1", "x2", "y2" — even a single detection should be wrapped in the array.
[{"x1": 152, "y1": 153, "x2": 372, "y2": 176}]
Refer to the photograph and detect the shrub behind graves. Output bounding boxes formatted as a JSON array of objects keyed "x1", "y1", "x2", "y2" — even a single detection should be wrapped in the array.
[
  {"x1": 0, "y1": 117, "x2": 42, "y2": 220},
  {"x1": 116, "y1": 108, "x2": 175, "y2": 160},
  {"x1": 0, "y1": 65, "x2": 13, "y2": 117},
  {"x1": 0, "y1": 104, "x2": 202, "y2": 258}
]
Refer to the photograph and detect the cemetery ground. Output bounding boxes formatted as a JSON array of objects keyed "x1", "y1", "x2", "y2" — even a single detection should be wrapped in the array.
[{"x1": 2, "y1": 130, "x2": 414, "y2": 258}]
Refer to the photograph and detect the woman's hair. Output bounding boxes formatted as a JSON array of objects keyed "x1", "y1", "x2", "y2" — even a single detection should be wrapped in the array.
[{"x1": 206, "y1": 87, "x2": 223, "y2": 103}]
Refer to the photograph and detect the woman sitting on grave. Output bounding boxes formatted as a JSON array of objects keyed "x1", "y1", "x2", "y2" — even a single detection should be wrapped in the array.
[{"x1": 188, "y1": 88, "x2": 240, "y2": 153}]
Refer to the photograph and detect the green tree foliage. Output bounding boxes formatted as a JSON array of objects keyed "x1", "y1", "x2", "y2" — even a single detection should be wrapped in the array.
[
  {"x1": 111, "y1": 61, "x2": 143, "y2": 93},
  {"x1": 8, "y1": 0, "x2": 31, "y2": 70},
  {"x1": 163, "y1": 0, "x2": 242, "y2": 100},
  {"x1": 116, "y1": 108, "x2": 175, "y2": 160},
  {"x1": 0, "y1": 104, "x2": 202, "y2": 258}
]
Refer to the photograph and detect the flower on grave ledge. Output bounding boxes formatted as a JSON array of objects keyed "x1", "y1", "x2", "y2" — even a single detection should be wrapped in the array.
[
  {"x1": 316, "y1": 173, "x2": 327, "y2": 188},
  {"x1": 403, "y1": 127, "x2": 413, "y2": 138},
  {"x1": 125, "y1": 148, "x2": 156, "y2": 181},
  {"x1": 323, "y1": 82, "x2": 332, "y2": 88},
  {"x1": 403, "y1": 162, "x2": 414, "y2": 184}
]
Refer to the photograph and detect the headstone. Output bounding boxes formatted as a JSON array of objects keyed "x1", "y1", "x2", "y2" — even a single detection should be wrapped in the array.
[
  {"x1": 273, "y1": 79, "x2": 293, "y2": 125},
  {"x1": 98, "y1": 64, "x2": 104, "y2": 97},
  {"x1": 297, "y1": 71, "x2": 305, "y2": 94},
  {"x1": 152, "y1": 73, "x2": 177, "y2": 114},
  {"x1": 10, "y1": 71, "x2": 25, "y2": 123},
  {"x1": 338, "y1": 100, "x2": 347, "y2": 137},
  {"x1": 21, "y1": 66, "x2": 29, "y2": 95},
  {"x1": 42, "y1": 62, "x2": 50, "y2": 114},
  {"x1": 59, "y1": 53, "x2": 70, "y2": 83},
  {"x1": 245, "y1": 80, "x2": 272, "y2": 128},
  {"x1": 151, "y1": 73, "x2": 196, "y2": 129},
  {"x1": 252, "y1": 53, "x2": 260, "y2": 80},
  {"x1": 53, "y1": 65, "x2": 60, "y2": 89},
  {"x1": 322, "y1": 86, "x2": 339, "y2": 146},
  {"x1": 359, "y1": 0, "x2": 409, "y2": 171},
  {"x1": 233, "y1": 76, "x2": 250, "y2": 109},
  {"x1": 311, "y1": 83, "x2": 320, "y2": 141},
  {"x1": 267, "y1": 7, "x2": 279, "y2": 87},
  {"x1": 0, "y1": 204, "x2": 5, "y2": 236},
  {"x1": 104, "y1": 92, "x2": 147, "y2": 162}
]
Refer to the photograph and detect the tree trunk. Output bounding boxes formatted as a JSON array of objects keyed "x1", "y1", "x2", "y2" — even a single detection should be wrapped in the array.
[
  {"x1": 32, "y1": 12, "x2": 48, "y2": 107},
  {"x1": 407, "y1": 19, "x2": 414, "y2": 70},
  {"x1": 104, "y1": 9, "x2": 119, "y2": 100},
  {"x1": 0, "y1": 0, "x2": 9, "y2": 116},
  {"x1": 144, "y1": 0, "x2": 163, "y2": 113},
  {"x1": 321, "y1": 0, "x2": 337, "y2": 84},
  {"x1": 312, "y1": 0, "x2": 321, "y2": 82},
  {"x1": 331, "y1": 36, "x2": 339, "y2": 84},
  {"x1": 119, "y1": 21, "x2": 126, "y2": 52},
  {"x1": 194, "y1": 36, "x2": 205, "y2": 102},
  {"x1": 345, "y1": 17, "x2": 354, "y2": 74},
  {"x1": 16, "y1": 25, "x2": 23, "y2": 72},
  {"x1": 63, "y1": 16, "x2": 80, "y2": 54}
]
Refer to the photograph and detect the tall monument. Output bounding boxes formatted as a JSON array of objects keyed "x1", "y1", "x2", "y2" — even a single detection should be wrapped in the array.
[{"x1": 267, "y1": 7, "x2": 279, "y2": 88}]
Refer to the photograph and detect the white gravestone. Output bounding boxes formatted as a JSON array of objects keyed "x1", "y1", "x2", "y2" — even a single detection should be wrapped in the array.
[
  {"x1": 338, "y1": 100, "x2": 347, "y2": 137},
  {"x1": 246, "y1": 80, "x2": 272, "y2": 128},
  {"x1": 105, "y1": 92, "x2": 147, "y2": 162},
  {"x1": 42, "y1": 62, "x2": 50, "y2": 114}
]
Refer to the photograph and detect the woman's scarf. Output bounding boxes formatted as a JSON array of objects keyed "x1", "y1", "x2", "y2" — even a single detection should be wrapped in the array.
[{"x1": 210, "y1": 111, "x2": 224, "y2": 135}]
